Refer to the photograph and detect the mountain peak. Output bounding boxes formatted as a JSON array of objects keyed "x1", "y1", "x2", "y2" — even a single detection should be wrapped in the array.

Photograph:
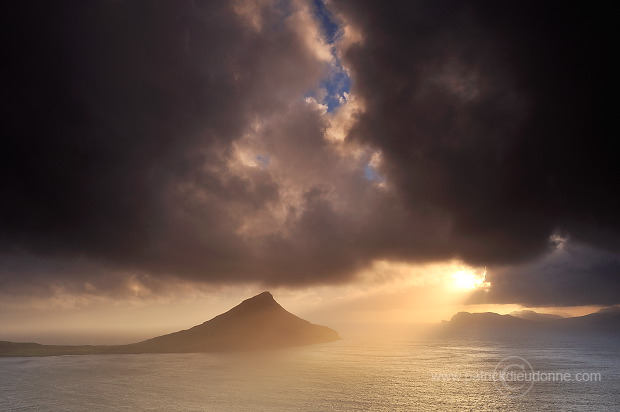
[
  {"x1": 246, "y1": 291, "x2": 274, "y2": 302},
  {"x1": 233, "y1": 291, "x2": 280, "y2": 312}
]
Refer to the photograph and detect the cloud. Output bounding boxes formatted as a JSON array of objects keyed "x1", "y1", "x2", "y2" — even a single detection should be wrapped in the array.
[
  {"x1": 331, "y1": 0, "x2": 615, "y2": 260},
  {"x1": 326, "y1": 0, "x2": 617, "y2": 303},
  {"x1": 2, "y1": 0, "x2": 381, "y2": 293},
  {"x1": 469, "y1": 239, "x2": 620, "y2": 307},
  {"x1": 2, "y1": 1, "x2": 615, "y2": 306}
]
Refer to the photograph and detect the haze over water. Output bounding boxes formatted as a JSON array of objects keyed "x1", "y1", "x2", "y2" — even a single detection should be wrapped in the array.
[{"x1": 2, "y1": 335, "x2": 618, "y2": 412}]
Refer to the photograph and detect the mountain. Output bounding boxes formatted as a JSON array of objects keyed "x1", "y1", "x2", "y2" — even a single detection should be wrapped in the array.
[
  {"x1": 442, "y1": 312, "x2": 537, "y2": 335},
  {"x1": 0, "y1": 292, "x2": 340, "y2": 357},
  {"x1": 554, "y1": 307, "x2": 620, "y2": 332},
  {"x1": 509, "y1": 310, "x2": 564, "y2": 322},
  {"x1": 441, "y1": 308, "x2": 620, "y2": 336},
  {"x1": 122, "y1": 291, "x2": 340, "y2": 353}
]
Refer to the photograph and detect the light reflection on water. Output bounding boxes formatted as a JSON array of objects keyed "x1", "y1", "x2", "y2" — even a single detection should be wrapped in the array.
[{"x1": 1, "y1": 335, "x2": 618, "y2": 411}]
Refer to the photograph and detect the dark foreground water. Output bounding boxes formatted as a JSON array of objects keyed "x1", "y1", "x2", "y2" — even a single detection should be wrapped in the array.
[{"x1": 1, "y1": 335, "x2": 618, "y2": 411}]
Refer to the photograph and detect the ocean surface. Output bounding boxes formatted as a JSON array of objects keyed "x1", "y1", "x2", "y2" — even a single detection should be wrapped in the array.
[{"x1": 1, "y1": 334, "x2": 619, "y2": 411}]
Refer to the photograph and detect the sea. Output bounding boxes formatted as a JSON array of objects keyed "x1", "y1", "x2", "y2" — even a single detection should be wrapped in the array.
[{"x1": 1, "y1": 334, "x2": 619, "y2": 411}]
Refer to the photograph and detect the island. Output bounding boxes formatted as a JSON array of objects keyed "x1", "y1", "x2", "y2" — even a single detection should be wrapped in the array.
[{"x1": 0, "y1": 291, "x2": 341, "y2": 357}]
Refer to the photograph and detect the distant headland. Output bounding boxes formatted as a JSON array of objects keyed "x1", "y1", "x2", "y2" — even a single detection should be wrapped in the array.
[{"x1": 440, "y1": 307, "x2": 620, "y2": 336}]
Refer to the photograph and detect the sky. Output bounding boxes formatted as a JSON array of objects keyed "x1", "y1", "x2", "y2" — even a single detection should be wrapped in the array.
[{"x1": 1, "y1": 0, "x2": 615, "y2": 343}]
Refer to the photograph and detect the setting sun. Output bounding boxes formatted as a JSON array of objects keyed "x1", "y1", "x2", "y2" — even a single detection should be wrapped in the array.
[{"x1": 452, "y1": 270, "x2": 489, "y2": 290}]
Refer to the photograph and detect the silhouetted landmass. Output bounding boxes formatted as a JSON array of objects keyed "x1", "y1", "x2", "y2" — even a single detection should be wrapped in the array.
[
  {"x1": 0, "y1": 341, "x2": 112, "y2": 357},
  {"x1": 441, "y1": 307, "x2": 620, "y2": 337},
  {"x1": 0, "y1": 292, "x2": 340, "y2": 357},
  {"x1": 554, "y1": 307, "x2": 620, "y2": 331},
  {"x1": 122, "y1": 291, "x2": 340, "y2": 352},
  {"x1": 509, "y1": 310, "x2": 564, "y2": 322}
]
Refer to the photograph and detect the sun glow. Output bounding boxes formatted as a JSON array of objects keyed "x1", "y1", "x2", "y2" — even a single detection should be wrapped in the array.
[{"x1": 452, "y1": 269, "x2": 489, "y2": 290}]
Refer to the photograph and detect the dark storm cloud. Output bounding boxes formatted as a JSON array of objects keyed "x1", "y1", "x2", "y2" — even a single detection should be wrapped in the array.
[
  {"x1": 4, "y1": 0, "x2": 248, "y2": 258},
  {"x1": 3, "y1": 0, "x2": 403, "y2": 293},
  {"x1": 327, "y1": 0, "x2": 618, "y2": 303},
  {"x1": 469, "y1": 240, "x2": 620, "y2": 307},
  {"x1": 1, "y1": 0, "x2": 616, "y2": 305},
  {"x1": 332, "y1": 0, "x2": 615, "y2": 261},
  {"x1": 2, "y1": 0, "x2": 329, "y2": 287}
]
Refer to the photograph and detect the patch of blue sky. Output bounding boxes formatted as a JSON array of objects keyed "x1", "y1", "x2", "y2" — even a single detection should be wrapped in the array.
[
  {"x1": 312, "y1": 0, "x2": 340, "y2": 43},
  {"x1": 310, "y1": 1, "x2": 380, "y2": 184},
  {"x1": 255, "y1": 154, "x2": 271, "y2": 168},
  {"x1": 321, "y1": 68, "x2": 351, "y2": 111},
  {"x1": 308, "y1": 0, "x2": 351, "y2": 112},
  {"x1": 364, "y1": 164, "x2": 385, "y2": 183}
]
